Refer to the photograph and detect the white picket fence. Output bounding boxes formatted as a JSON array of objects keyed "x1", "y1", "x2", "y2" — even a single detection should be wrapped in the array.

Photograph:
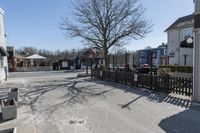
[{"x1": 16, "y1": 66, "x2": 52, "y2": 72}]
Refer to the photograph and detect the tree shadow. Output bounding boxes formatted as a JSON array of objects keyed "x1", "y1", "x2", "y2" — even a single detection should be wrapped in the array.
[
  {"x1": 26, "y1": 78, "x2": 116, "y2": 115},
  {"x1": 120, "y1": 96, "x2": 143, "y2": 109},
  {"x1": 159, "y1": 108, "x2": 200, "y2": 133},
  {"x1": 61, "y1": 80, "x2": 116, "y2": 105}
]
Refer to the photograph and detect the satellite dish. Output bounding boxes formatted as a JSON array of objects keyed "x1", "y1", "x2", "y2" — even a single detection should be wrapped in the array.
[{"x1": 186, "y1": 37, "x2": 193, "y2": 44}]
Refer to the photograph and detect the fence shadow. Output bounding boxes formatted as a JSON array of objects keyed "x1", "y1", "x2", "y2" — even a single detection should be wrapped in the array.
[
  {"x1": 89, "y1": 78, "x2": 192, "y2": 108},
  {"x1": 163, "y1": 95, "x2": 191, "y2": 108},
  {"x1": 159, "y1": 108, "x2": 200, "y2": 133}
]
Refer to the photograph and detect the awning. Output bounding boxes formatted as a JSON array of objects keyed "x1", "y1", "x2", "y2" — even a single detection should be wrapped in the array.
[{"x1": 0, "y1": 46, "x2": 9, "y2": 56}]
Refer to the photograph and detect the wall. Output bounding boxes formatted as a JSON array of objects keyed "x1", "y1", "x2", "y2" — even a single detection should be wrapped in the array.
[
  {"x1": 167, "y1": 27, "x2": 193, "y2": 66},
  {"x1": 138, "y1": 48, "x2": 166, "y2": 67},
  {"x1": 195, "y1": 0, "x2": 200, "y2": 13},
  {"x1": 193, "y1": 0, "x2": 200, "y2": 102},
  {"x1": 167, "y1": 30, "x2": 180, "y2": 65},
  {"x1": 0, "y1": 8, "x2": 8, "y2": 82},
  {"x1": 179, "y1": 48, "x2": 193, "y2": 66}
]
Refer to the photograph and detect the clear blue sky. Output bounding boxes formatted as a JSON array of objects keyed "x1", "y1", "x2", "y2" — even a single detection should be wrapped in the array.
[{"x1": 0, "y1": 0, "x2": 194, "y2": 51}]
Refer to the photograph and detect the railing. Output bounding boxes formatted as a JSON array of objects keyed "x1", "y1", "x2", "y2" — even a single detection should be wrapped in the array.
[{"x1": 91, "y1": 69, "x2": 193, "y2": 96}]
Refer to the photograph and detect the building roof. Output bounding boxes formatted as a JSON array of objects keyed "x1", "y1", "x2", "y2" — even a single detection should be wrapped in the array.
[
  {"x1": 0, "y1": 46, "x2": 8, "y2": 56},
  {"x1": 138, "y1": 44, "x2": 167, "y2": 52},
  {"x1": 165, "y1": 14, "x2": 194, "y2": 32},
  {"x1": 0, "y1": 8, "x2": 4, "y2": 15},
  {"x1": 26, "y1": 54, "x2": 47, "y2": 60},
  {"x1": 14, "y1": 53, "x2": 25, "y2": 59},
  {"x1": 7, "y1": 46, "x2": 14, "y2": 52}
]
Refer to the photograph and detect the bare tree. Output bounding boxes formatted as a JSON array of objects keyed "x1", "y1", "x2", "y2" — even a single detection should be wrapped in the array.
[{"x1": 60, "y1": 0, "x2": 152, "y2": 68}]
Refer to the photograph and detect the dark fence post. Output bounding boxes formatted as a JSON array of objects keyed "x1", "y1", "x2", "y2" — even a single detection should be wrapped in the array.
[
  {"x1": 91, "y1": 68, "x2": 93, "y2": 78},
  {"x1": 91, "y1": 58, "x2": 93, "y2": 78},
  {"x1": 115, "y1": 70, "x2": 118, "y2": 82},
  {"x1": 113, "y1": 55, "x2": 115, "y2": 71},
  {"x1": 167, "y1": 75, "x2": 170, "y2": 93},
  {"x1": 86, "y1": 59, "x2": 88, "y2": 75}
]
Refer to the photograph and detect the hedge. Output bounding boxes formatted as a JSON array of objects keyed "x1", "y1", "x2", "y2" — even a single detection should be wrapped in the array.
[{"x1": 158, "y1": 65, "x2": 193, "y2": 73}]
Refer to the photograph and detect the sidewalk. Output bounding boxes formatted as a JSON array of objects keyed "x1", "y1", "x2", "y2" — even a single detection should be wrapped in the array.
[{"x1": 0, "y1": 97, "x2": 37, "y2": 133}]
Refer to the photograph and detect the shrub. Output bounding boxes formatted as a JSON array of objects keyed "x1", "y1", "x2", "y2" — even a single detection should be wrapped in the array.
[
  {"x1": 158, "y1": 66, "x2": 193, "y2": 73},
  {"x1": 157, "y1": 68, "x2": 171, "y2": 76},
  {"x1": 99, "y1": 65, "x2": 106, "y2": 71}
]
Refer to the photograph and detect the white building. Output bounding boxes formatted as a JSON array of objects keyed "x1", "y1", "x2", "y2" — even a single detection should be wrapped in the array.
[
  {"x1": 165, "y1": 14, "x2": 194, "y2": 66},
  {"x1": 0, "y1": 8, "x2": 8, "y2": 81},
  {"x1": 193, "y1": 0, "x2": 200, "y2": 102}
]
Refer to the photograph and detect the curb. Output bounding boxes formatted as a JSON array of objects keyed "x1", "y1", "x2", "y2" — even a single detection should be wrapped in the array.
[{"x1": 191, "y1": 102, "x2": 200, "y2": 110}]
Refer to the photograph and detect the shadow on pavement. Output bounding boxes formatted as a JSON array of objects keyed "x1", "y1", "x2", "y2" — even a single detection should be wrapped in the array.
[
  {"x1": 159, "y1": 108, "x2": 200, "y2": 133},
  {"x1": 89, "y1": 78, "x2": 191, "y2": 108},
  {"x1": 89, "y1": 78, "x2": 200, "y2": 133},
  {"x1": 0, "y1": 113, "x2": 14, "y2": 124}
]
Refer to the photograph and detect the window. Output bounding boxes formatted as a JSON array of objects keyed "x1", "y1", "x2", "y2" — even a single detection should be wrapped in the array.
[
  {"x1": 184, "y1": 35, "x2": 191, "y2": 40},
  {"x1": 139, "y1": 51, "x2": 144, "y2": 57},
  {"x1": 164, "y1": 49, "x2": 167, "y2": 56},
  {"x1": 169, "y1": 52, "x2": 175, "y2": 56},
  {"x1": 181, "y1": 28, "x2": 193, "y2": 41},
  {"x1": 169, "y1": 50, "x2": 175, "y2": 56},
  {"x1": 100, "y1": 60, "x2": 104, "y2": 65}
]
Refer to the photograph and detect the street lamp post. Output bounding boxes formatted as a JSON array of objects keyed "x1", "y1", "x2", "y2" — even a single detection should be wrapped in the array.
[{"x1": 149, "y1": 50, "x2": 153, "y2": 90}]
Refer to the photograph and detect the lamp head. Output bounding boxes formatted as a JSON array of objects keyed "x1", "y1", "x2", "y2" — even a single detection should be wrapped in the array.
[{"x1": 186, "y1": 37, "x2": 193, "y2": 44}]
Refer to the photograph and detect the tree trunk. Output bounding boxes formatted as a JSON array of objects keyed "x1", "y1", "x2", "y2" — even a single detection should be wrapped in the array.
[{"x1": 104, "y1": 48, "x2": 109, "y2": 70}]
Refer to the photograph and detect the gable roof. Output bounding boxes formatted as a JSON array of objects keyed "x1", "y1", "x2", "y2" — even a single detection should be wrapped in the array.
[
  {"x1": 26, "y1": 54, "x2": 47, "y2": 60},
  {"x1": 165, "y1": 14, "x2": 194, "y2": 32}
]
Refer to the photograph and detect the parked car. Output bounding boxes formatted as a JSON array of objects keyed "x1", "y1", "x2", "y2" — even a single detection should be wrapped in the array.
[{"x1": 136, "y1": 64, "x2": 157, "y2": 74}]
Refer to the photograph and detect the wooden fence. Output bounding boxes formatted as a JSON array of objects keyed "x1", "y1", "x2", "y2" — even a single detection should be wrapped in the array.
[{"x1": 91, "y1": 69, "x2": 193, "y2": 96}]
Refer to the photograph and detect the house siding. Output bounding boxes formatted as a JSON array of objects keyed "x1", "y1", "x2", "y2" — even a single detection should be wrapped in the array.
[
  {"x1": 167, "y1": 25, "x2": 193, "y2": 66},
  {"x1": 138, "y1": 47, "x2": 167, "y2": 67},
  {"x1": 167, "y1": 30, "x2": 179, "y2": 65},
  {"x1": 179, "y1": 48, "x2": 193, "y2": 66},
  {"x1": 193, "y1": 0, "x2": 200, "y2": 102},
  {"x1": 195, "y1": 0, "x2": 200, "y2": 13}
]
